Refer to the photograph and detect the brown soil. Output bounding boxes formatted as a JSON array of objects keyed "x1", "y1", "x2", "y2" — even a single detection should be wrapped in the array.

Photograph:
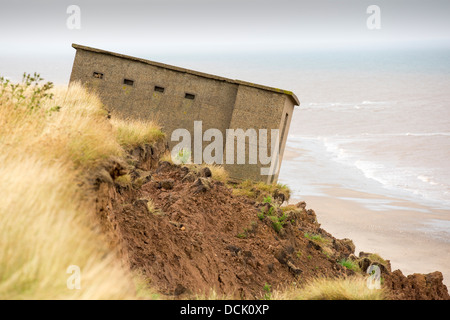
[{"x1": 92, "y1": 144, "x2": 450, "y2": 300}]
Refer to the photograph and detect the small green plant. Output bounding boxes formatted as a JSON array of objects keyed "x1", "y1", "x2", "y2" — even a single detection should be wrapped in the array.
[
  {"x1": 338, "y1": 258, "x2": 360, "y2": 272},
  {"x1": 269, "y1": 216, "x2": 284, "y2": 233},
  {"x1": 257, "y1": 211, "x2": 265, "y2": 221},
  {"x1": 237, "y1": 221, "x2": 258, "y2": 238},
  {"x1": 262, "y1": 283, "x2": 272, "y2": 300},
  {"x1": 271, "y1": 217, "x2": 283, "y2": 233},
  {"x1": 307, "y1": 255, "x2": 312, "y2": 260},
  {"x1": 1, "y1": 73, "x2": 57, "y2": 112},
  {"x1": 279, "y1": 212, "x2": 287, "y2": 224},
  {"x1": 263, "y1": 195, "x2": 272, "y2": 204},
  {"x1": 236, "y1": 232, "x2": 247, "y2": 239},
  {"x1": 304, "y1": 233, "x2": 325, "y2": 243},
  {"x1": 258, "y1": 202, "x2": 276, "y2": 221}
]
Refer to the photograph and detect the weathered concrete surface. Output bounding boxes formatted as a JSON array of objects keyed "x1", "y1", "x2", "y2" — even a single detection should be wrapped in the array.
[{"x1": 70, "y1": 44, "x2": 299, "y2": 183}]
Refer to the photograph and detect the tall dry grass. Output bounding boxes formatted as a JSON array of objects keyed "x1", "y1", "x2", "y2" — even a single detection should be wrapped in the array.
[
  {"x1": 111, "y1": 117, "x2": 165, "y2": 150},
  {"x1": 0, "y1": 79, "x2": 162, "y2": 299},
  {"x1": 273, "y1": 276, "x2": 386, "y2": 300}
]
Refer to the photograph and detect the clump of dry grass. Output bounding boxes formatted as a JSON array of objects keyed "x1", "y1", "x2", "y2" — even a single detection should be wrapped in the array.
[
  {"x1": 159, "y1": 151, "x2": 229, "y2": 183},
  {"x1": 201, "y1": 164, "x2": 229, "y2": 183},
  {"x1": 275, "y1": 276, "x2": 386, "y2": 300},
  {"x1": 114, "y1": 173, "x2": 133, "y2": 188},
  {"x1": 231, "y1": 179, "x2": 291, "y2": 203},
  {"x1": 366, "y1": 253, "x2": 388, "y2": 266},
  {"x1": 159, "y1": 151, "x2": 174, "y2": 164},
  {"x1": 191, "y1": 288, "x2": 234, "y2": 300},
  {"x1": 0, "y1": 77, "x2": 155, "y2": 299},
  {"x1": 111, "y1": 117, "x2": 165, "y2": 149},
  {"x1": 132, "y1": 272, "x2": 161, "y2": 300}
]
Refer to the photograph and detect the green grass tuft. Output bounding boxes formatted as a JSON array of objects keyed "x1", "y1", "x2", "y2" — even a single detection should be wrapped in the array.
[{"x1": 338, "y1": 259, "x2": 361, "y2": 272}]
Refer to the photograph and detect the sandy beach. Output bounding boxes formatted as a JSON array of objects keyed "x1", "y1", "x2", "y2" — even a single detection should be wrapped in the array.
[{"x1": 283, "y1": 146, "x2": 450, "y2": 287}]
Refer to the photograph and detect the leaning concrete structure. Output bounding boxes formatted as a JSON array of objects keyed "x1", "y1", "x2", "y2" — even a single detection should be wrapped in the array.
[{"x1": 69, "y1": 44, "x2": 300, "y2": 183}]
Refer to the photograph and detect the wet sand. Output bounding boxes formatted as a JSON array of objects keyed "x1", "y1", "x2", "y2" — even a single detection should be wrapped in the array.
[{"x1": 289, "y1": 186, "x2": 450, "y2": 287}]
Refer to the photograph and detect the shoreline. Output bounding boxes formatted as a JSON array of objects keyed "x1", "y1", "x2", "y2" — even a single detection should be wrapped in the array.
[
  {"x1": 289, "y1": 187, "x2": 450, "y2": 287},
  {"x1": 282, "y1": 146, "x2": 450, "y2": 287}
]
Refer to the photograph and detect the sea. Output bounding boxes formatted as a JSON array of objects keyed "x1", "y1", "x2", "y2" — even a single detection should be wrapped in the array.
[{"x1": 275, "y1": 48, "x2": 450, "y2": 212}]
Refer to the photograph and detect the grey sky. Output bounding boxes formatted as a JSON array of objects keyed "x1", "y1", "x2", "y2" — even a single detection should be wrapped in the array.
[{"x1": 1, "y1": 0, "x2": 449, "y2": 56}]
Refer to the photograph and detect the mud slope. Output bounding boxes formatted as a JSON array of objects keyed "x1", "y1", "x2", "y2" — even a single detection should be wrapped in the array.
[{"x1": 93, "y1": 145, "x2": 450, "y2": 300}]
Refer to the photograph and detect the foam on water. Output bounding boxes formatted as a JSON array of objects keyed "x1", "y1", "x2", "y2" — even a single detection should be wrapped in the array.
[
  {"x1": 286, "y1": 133, "x2": 450, "y2": 210},
  {"x1": 282, "y1": 92, "x2": 450, "y2": 211}
]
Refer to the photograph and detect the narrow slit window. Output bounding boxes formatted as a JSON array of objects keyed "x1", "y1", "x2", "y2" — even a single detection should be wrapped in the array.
[
  {"x1": 185, "y1": 93, "x2": 195, "y2": 100},
  {"x1": 123, "y1": 79, "x2": 134, "y2": 86},
  {"x1": 154, "y1": 86, "x2": 165, "y2": 93},
  {"x1": 93, "y1": 72, "x2": 103, "y2": 79},
  {"x1": 279, "y1": 113, "x2": 289, "y2": 152}
]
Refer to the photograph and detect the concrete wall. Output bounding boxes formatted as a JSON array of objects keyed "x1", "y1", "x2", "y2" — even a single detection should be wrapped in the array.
[
  {"x1": 224, "y1": 85, "x2": 295, "y2": 183},
  {"x1": 70, "y1": 47, "x2": 296, "y2": 183},
  {"x1": 70, "y1": 49, "x2": 238, "y2": 149}
]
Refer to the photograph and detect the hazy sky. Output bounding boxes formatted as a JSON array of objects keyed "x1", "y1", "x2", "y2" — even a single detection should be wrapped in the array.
[
  {"x1": 0, "y1": 0, "x2": 449, "y2": 84},
  {"x1": 1, "y1": 0, "x2": 449, "y2": 56}
]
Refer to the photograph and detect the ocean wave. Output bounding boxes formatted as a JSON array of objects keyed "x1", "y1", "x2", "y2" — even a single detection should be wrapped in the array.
[
  {"x1": 317, "y1": 137, "x2": 450, "y2": 206},
  {"x1": 417, "y1": 175, "x2": 439, "y2": 186},
  {"x1": 322, "y1": 138, "x2": 351, "y2": 162},
  {"x1": 359, "y1": 132, "x2": 450, "y2": 138},
  {"x1": 289, "y1": 132, "x2": 450, "y2": 140},
  {"x1": 303, "y1": 100, "x2": 394, "y2": 112},
  {"x1": 352, "y1": 160, "x2": 450, "y2": 207},
  {"x1": 361, "y1": 100, "x2": 394, "y2": 105},
  {"x1": 403, "y1": 132, "x2": 450, "y2": 137},
  {"x1": 353, "y1": 160, "x2": 388, "y2": 184},
  {"x1": 283, "y1": 134, "x2": 450, "y2": 208}
]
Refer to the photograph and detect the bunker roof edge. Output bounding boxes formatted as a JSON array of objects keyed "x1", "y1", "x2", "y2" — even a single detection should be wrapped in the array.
[{"x1": 72, "y1": 43, "x2": 300, "y2": 106}]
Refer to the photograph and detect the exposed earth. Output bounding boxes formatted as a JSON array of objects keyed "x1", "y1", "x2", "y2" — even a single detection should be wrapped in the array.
[{"x1": 91, "y1": 144, "x2": 450, "y2": 300}]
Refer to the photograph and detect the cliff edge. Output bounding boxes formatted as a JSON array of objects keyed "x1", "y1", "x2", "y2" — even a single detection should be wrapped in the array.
[{"x1": 92, "y1": 144, "x2": 450, "y2": 300}]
